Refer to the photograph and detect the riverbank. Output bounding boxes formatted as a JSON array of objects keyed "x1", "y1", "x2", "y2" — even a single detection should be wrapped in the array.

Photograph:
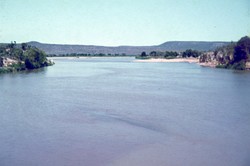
[
  {"x1": 134, "y1": 58, "x2": 199, "y2": 63},
  {"x1": 133, "y1": 58, "x2": 223, "y2": 69},
  {"x1": 198, "y1": 62, "x2": 217, "y2": 68}
]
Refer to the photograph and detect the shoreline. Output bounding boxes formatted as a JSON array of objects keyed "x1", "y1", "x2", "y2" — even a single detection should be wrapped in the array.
[
  {"x1": 133, "y1": 58, "x2": 220, "y2": 68},
  {"x1": 47, "y1": 57, "x2": 217, "y2": 68},
  {"x1": 134, "y1": 58, "x2": 199, "y2": 63},
  {"x1": 198, "y1": 62, "x2": 217, "y2": 68}
]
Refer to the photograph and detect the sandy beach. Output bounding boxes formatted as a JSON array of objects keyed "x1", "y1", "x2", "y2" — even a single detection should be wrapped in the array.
[
  {"x1": 134, "y1": 58, "x2": 219, "y2": 68},
  {"x1": 134, "y1": 58, "x2": 199, "y2": 63}
]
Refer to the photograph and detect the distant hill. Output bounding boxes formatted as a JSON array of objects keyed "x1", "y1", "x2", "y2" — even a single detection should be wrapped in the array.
[
  {"x1": 27, "y1": 41, "x2": 230, "y2": 55},
  {"x1": 157, "y1": 41, "x2": 229, "y2": 52}
]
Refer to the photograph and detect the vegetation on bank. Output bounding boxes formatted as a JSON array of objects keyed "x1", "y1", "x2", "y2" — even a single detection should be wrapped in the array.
[
  {"x1": 137, "y1": 36, "x2": 250, "y2": 70},
  {"x1": 0, "y1": 42, "x2": 54, "y2": 73},
  {"x1": 199, "y1": 36, "x2": 250, "y2": 70},
  {"x1": 136, "y1": 49, "x2": 201, "y2": 59}
]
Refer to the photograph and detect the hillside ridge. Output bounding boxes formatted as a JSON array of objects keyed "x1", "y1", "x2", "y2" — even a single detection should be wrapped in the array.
[{"x1": 26, "y1": 41, "x2": 230, "y2": 55}]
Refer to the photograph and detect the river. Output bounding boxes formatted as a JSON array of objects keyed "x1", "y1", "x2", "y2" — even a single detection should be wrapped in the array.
[{"x1": 0, "y1": 57, "x2": 250, "y2": 166}]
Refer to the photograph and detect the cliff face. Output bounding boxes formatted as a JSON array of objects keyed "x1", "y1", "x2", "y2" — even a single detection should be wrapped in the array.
[
  {"x1": 199, "y1": 52, "x2": 218, "y2": 67},
  {"x1": 199, "y1": 36, "x2": 250, "y2": 70},
  {"x1": 199, "y1": 50, "x2": 249, "y2": 70},
  {"x1": 199, "y1": 46, "x2": 234, "y2": 67},
  {"x1": 0, "y1": 57, "x2": 19, "y2": 67},
  {"x1": 246, "y1": 62, "x2": 250, "y2": 69}
]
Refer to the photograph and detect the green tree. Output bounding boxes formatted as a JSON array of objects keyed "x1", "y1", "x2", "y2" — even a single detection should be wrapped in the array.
[
  {"x1": 7, "y1": 41, "x2": 16, "y2": 49},
  {"x1": 24, "y1": 47, "x2": 47, "y2": 69},
  {"x1": 165, "y1": 51, "x2": 178, "y2": 58},
  {"x1": 233, "y1": 36, "x2": 250, "y2": 63},
  {"x1": 149, "y1": 51, "x2": 157, "y2": 57},
  {"x1": 21, "y1": 43, "x2": 28, "y2": 51},
  {"x1": 182, "y1": 49, "x2": 200, "y2": 58},
  {"x1": 141, "y1": 51, "x2": 147, "y2": 57}
]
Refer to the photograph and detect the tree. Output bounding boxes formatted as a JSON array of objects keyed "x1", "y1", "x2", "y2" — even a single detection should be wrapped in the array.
[
  {"x1": 7, "y1": 41, "x2": 16, "y2": 49},
  {"x1": 149, "y1": 51, "x2": 157, "y2": 57},
  {"x1": 182, "y1": 49, "x2": 200, "y2": 58},
  {"x1": 233, "y1": 36, "x2": 250, "y2": 62},
  {"x1": 24, "y1": 47, "x2": 47, "y2": 69},
  {"x1": 165, "y1": 51, "x2": 178, "y2": 58},
  {"x1": 21, "y1": 43, "x2": 28, "y2": 51},
  {"x1": 141, "y1": 51, "x2": 147, "y2": 57}
]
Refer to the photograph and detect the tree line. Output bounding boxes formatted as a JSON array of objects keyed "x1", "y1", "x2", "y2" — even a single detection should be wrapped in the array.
[{"x1": 137, "y1": 49, "x2": 201, "y2": 59}]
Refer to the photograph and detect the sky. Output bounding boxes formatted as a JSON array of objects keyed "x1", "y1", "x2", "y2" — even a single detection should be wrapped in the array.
[{"x1": 0, "y1": 0, "x2": 249, "y2": 46}]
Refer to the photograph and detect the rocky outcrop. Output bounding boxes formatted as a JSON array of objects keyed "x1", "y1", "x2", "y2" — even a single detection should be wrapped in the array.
[
  {"x1": 199, "y1": 52, "x2": 218, "y2": 67},
  {"x1": 199, "y1": 43, "x2": 250, "y2": 70},
  {"x1": 246, "y1": 62, "x2": 250, "y2": 70},
  {"x1": 198, "y1": 41, "x2": 238, "y2": 68},
  {"x1": 199, "y1": 44, "x2": 234, "y2": 63},
  {"x1": 199, "y1": 52, "x2": 216, "y2": 62},
  {"x1": 0, "y1": 57, "x2": 19, "y2": 67}
]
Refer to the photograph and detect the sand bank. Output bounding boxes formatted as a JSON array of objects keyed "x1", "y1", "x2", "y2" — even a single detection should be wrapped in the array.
[{"x1": 134, "y1": 58, "x2": 199, "y2": 63}]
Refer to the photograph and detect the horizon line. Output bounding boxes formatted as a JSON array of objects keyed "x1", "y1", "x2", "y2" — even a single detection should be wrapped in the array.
[{"x1": 15, "y1": 40, "x2": 233, "y2": 47}]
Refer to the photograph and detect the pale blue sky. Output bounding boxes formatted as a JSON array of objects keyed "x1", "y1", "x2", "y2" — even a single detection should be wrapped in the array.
[{"x1": 0, "y1": 0, "x2": 249, "y2": 46}]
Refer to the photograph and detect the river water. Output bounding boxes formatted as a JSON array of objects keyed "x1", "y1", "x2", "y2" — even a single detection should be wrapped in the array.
[{"x1": 0, "y1": 57, "x2": 250, "y2": 166}]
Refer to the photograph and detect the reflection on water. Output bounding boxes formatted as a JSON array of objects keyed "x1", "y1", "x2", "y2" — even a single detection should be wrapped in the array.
[{"x1": 0, "y1": 57, "x2": 250, "y2": 166}]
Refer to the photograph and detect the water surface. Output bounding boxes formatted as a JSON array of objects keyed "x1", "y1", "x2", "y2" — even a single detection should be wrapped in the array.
[{"x1": 1, "y1": 57, "x2": 250, "y2": 166}]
